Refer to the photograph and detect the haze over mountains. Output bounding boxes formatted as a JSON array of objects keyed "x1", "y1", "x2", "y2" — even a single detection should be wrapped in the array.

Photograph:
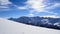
[{"x1": 9, "y1": 16, "x2": 60, "y2": 30}]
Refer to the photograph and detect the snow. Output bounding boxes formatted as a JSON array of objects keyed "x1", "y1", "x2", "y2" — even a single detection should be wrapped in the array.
[
  {"x1": 0, "y1": 18, "x2": 60, "y2": 34},
  {"x1": 54, "y1": 22, "x2": 60, "y2": 27}
]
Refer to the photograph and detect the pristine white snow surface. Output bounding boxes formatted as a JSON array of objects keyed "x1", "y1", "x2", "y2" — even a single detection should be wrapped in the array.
[{"x1": 0, "y1": 18, "x2": 60, "y2": 34}]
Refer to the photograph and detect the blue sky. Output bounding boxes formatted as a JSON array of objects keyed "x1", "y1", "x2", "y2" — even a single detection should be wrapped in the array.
[{"x1": 0, "y1": 0, "x2": 60, "y2": 18}]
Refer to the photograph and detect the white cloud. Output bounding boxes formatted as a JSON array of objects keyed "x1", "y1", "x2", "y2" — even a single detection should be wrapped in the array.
[
  {"x1": 0, "y1": 0, "x2": 59, "y2": 18},
  {"x1": 28, "y1": 13, "x2": 34, "y2": 17},
  {"x1": 8, "y1": 0, "x2": 59, "y2": 17},
  {"x1": 0, "y1": 0, "x2": 17, "y2": 11},
  {"x1": 0, "y1": 0, "x2": 12, "y2": 9},
  {"x1": 46, "y1": 3, "x2": 60, "y2": 9},
  {"x1": 54, "y1": 3, "x2": 60, "y2": 7},
  {"x1": 25, "y1": 0, "x2": 58, "y2": 16},
  {"x1": 0, "y1": 0, "x2": 11, "y2": 5},
  {"x1": 0, "y1": 5, "x2": 8, "y2": 9},
  {"x1": 17, "y1": 6, "x2": 28, "y2": 10},
  {"x1": 40, "y1": 15, "x2": 60, "y2": 18},
  {"x1": 26, "y1": 0, "x2": 47, "y2": 12},
  {"x1": 18, "y1": 7, "x2": 26, "y2": 10},
  {"x1": 46, "y1": 11, "x2": 58, "y2": 15}
]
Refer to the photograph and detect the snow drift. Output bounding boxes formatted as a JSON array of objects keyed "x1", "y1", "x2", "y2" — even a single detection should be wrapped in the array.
[{"x1": 0, "y1": 18, "x2": 60, "y2": 34}]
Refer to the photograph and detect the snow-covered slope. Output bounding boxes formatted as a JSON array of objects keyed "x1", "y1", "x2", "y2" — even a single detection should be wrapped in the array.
[{"x1": 0, "y1": 18, "x2": 60, "y2": 34}]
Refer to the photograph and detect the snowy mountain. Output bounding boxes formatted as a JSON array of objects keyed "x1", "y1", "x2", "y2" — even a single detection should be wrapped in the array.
[
  {"x1": 0, "y1": 18, "x2": 60, "y2": 34},
  {"x1": 9, "y1": 16, "x2": 60, "y2": 30}
]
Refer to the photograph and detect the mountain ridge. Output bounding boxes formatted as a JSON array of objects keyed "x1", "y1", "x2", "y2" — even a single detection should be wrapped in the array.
[{"x1": 8, "y1": 16, "x2": 60, "y2": 30}]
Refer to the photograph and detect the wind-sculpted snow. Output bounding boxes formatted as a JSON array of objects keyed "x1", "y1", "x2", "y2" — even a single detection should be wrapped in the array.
[
  {"x1": 54, "y1": 22, "x2": 60, "y2": 27},
  {"x1": 0, "y1": 18, "x2": 60, "y2": 34}
]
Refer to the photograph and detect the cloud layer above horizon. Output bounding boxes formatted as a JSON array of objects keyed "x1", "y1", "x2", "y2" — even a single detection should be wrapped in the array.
[{"x1": 0, "y1": 0, "x2": 60, "y2": 18}]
